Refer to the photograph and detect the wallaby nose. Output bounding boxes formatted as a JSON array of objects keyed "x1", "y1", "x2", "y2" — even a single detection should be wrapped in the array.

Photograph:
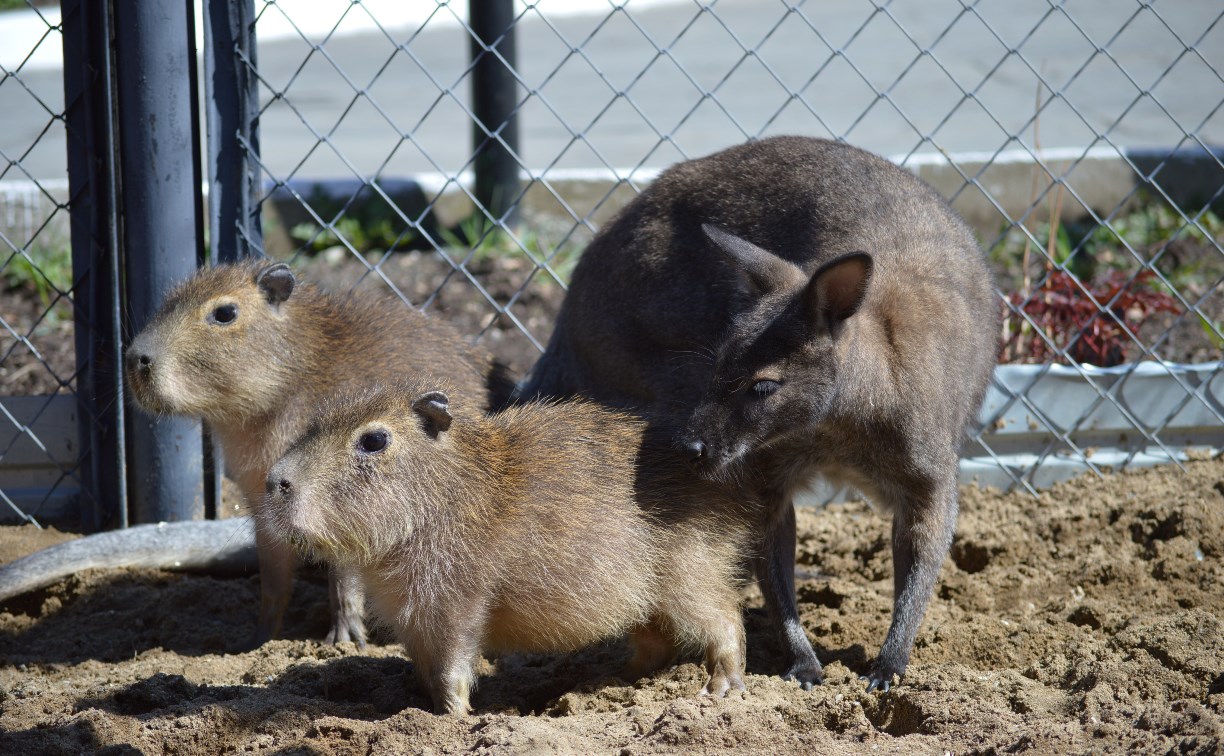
[{"x1": 684, "y1": 439, "x2": 708, "y2": 466}]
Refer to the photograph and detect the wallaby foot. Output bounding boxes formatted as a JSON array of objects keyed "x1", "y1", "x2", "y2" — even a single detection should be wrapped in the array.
[
  {"x1": 861, "y1": 656, "x2": 904, "y2": 693},
  {"x1": 781, "y1": 637, "x2": 824, "y2": 690}
]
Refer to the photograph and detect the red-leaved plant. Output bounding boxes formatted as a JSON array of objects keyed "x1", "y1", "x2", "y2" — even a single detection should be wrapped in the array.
[{"x1": 1002, "y1": 269, "x2": 1181, "y2": 366}]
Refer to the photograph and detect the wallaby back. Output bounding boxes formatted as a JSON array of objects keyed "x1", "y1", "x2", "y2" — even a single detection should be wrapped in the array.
[{"x1": 525, "y1": 136, "x2": 996, "y2": 422}]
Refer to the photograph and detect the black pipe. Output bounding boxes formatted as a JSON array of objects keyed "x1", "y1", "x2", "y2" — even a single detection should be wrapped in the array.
[
  {"x1": 113, "y1": 0, "x2": 205, "y2": 524},
  {"x1": 205, "y1": 0, "x2": 262, "y2": 263},
  {"x1": 469, "y1": 0, "x2": 520, "y2": 225},
  {"x1": 62, "y1": 0, "x2": 127, "y2": 531}
]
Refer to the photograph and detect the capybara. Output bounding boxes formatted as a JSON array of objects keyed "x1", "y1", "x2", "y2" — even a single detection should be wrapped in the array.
[
  {"x1": 126, "y1": 259, "x2": 512, "y2": 647},
  {"x1": 262, "y1": 381, "x2": 754, "y2": 714}
]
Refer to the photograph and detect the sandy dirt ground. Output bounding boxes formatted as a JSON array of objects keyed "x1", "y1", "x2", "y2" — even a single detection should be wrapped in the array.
[{"x1": 0, "y1": 458, "x2": 1221, "y2": 754}]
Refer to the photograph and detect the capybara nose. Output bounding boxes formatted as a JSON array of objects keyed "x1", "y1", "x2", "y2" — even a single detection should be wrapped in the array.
[
  {"x1": 683, "y1": 439, "x2": 708, "y2": 466},
  {"x1": 125, "y1": 349, "x2": 152, "y2": 374},
  {"x1": 266, "y1": 477, "x2": 293, "y2": 497}
]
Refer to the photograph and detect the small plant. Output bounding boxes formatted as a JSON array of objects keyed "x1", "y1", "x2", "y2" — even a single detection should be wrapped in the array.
[
  {"x1": 1001, "y1": 269, "x2": 1181, "y2": 366},
  {"x1": 290, "y1": 216, "x2": 413, "y2": 256},
  {"x1": 440, "y1": 213, "x2": 579, "y2": 283},
  {"x1": 2, "y1": 243, "x2": 72, "y2": 307}
]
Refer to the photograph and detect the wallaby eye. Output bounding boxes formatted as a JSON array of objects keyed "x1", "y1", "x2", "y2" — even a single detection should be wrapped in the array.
[
  {"x1": 751, "y1": 379, "x2": 782, "y2": 398},
  {"x1": 209, "y1": 303, "x2": 238, "y2": 325},
  {"x1": 357, "y1": 429, "x2": 390, "y2": 455}
]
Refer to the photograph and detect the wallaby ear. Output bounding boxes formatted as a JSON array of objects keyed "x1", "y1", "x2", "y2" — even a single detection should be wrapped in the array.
[
  {"x1": 805, "y1": 252, "x2": 873, "y2": 326},
  {"x1": 412, "y1": 391, "x2": 452, "y2": 437},
  {"x1": 256, "y1": 263, "x2": 295, "y2": 306},
  {"x1": 702, "y1": 223, "x2": 803, "y2": 297}
]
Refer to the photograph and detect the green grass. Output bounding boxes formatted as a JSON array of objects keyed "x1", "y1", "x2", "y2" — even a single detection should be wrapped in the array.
[
  {"x1": 3, "y1": 242, "x2": 72, "y2": 306},
  {"x1": 439, "y1": 213, "x2": 579, "y2": 283},
  {"x1": 290, "y1": 215, "x2": 415, "y2": 256},
  {"x1": 292, "y1": 209, "x2": 580, "y2": 284}
]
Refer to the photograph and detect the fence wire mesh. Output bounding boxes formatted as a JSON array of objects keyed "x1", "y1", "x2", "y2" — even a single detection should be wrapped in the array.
[
  {"x1": 2, "y1": 0, "x2": 1223, "y2": 526},
  {"x1": 0, "y1": 1, "x2": 83, "y2": 526},
  {"x1": 231, "y1": 0, "x2": 1222, "y2": 494}
]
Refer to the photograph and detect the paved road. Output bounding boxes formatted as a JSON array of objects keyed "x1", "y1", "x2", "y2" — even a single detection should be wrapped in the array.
[{"x1": 1, "y1": 0, "x2": 1221, "y2": 184}]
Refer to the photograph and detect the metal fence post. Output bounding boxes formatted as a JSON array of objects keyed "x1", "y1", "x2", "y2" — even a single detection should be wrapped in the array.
[
  {"x1": 469, "y1": 0, "x2": 520, "y2": 225},
  {"x1": 112, "y1": 0, "x2": 206, "y2": 524},
  {"x1": 205, "y1": 0, "x2": 262, "y2": 264},
  {"x1": 61, "y1": 0, "x2": 126, "y2": 531}
]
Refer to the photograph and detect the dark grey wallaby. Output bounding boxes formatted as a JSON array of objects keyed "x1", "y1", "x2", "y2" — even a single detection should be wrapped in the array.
[{"x1": 522, "y1": 136, "x2": 999, "y2": 691}]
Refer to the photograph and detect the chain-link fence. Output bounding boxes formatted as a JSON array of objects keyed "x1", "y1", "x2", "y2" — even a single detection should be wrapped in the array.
[
  {"x1": 0, "y1": 1, "x2": 88, "y2": 527},
  {"x1": 230, "y1": 0, "x2": 1223, "y2": 496},
  {"x1": 1, "y1": 0, "x2": 1222, "y2": 527}
]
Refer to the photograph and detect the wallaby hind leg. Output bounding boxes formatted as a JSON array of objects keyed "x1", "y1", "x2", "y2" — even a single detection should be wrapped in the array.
[
  {"x1": 865, "y1": 472, "x2": 958, "y2": 692},
  {"x1": 757, "y1": 498, "x2": 823, "y2": 689},
  {"x1": 325, "y1": 565, "x2": 367, "y2": 647}
]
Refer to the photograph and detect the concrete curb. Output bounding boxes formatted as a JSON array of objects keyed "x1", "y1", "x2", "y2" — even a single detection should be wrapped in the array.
[{"x1": 250, "y1": 143, "x2": 1224, "y2": 249}]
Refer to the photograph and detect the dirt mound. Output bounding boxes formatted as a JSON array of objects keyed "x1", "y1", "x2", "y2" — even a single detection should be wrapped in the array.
[{"x1": 1, "y1": 459, "x2": 1221, "y2": 753}]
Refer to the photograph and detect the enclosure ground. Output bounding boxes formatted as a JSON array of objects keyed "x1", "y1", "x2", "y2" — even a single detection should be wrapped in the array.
[{"x1": 0, "y1": 458, "x2": 1220, "y2": 754}]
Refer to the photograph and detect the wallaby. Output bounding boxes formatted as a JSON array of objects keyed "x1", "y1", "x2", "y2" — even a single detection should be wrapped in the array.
[
  {"x1": 261, "y1": 381, "x2": 753, "y2": 714},
  {"x1": 125, "y1": 259, "x2": 513, "y2": 648},
  {"x1": 521, "y1": 136, "x2": 999, "y2": 691}
]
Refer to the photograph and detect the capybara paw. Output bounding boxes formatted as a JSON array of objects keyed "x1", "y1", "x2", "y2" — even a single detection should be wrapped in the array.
[
  {"x1": 861, "y1": 658, "x2": 905, "y2": 693},
  {"x1": 701, "y1": 670, "x2": 747, "y2": 698},
  {"x1": 434, "y1": 698, "x2": 473, "y2": 717},
  {"x1": 325, "y1": 617, "x2": 368, "y2": 648},
  {"x1": 782, "y1": 657, "x2": 824, "y2": 691}
]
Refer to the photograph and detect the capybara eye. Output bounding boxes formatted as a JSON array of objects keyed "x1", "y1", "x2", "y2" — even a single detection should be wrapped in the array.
[
  {"x1": 357, "y1": 429, "x2": 390, "y2": 454},
  {"x1": 209, "y1": 303, "x2": 238, "y2": 325},
  {"x1": 751, "y1": 379, "x2": 781, "y2": 398}
]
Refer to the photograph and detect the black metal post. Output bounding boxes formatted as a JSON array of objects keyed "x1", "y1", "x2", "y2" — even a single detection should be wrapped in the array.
[
  {"x1": 469, "y1": 0, "x2": 520, "y2": 225},
  {"x1": 62, "y1": 0, "x2": 126, "y2": 531},
  {"x1": 113, "y1": 0, "x2": 205, "y2": 524},
  {"x1": 205, "y1": 0, "x2": 263, "y2": 263}
]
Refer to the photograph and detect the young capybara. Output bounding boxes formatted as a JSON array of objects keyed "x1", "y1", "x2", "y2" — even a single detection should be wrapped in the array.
[
  {"x1": 521, "y1": 136, "x2": 1000, "y2": 691},
  {"x1": 125, "y1": 259, "x2": 512, "y2": 647},
  {"x1": 260, "y1": 380, "x2": 753, "y2": 715}
]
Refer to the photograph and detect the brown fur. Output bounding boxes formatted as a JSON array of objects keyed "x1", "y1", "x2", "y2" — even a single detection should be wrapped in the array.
[
  {"x1": 125, "y1": 259, "x2": 512, "y2": 646},
  {"x1": 522, "y1": 137, "x2": 1000, "y2": 691},
  {"x1": 261, "y1": 382, "x2": 753, "y2": 715}
]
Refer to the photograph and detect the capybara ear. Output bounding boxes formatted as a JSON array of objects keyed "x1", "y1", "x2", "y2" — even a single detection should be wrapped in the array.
[
  {"x1": 256, "y1": 263, "x2": 296, "y2": 306},
  {"x1": 805, "y1": 251, "x2": 873, "y2": 326},
  {"x1": 412, "y1": 391, "x2": 452, "y2": 437}
]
